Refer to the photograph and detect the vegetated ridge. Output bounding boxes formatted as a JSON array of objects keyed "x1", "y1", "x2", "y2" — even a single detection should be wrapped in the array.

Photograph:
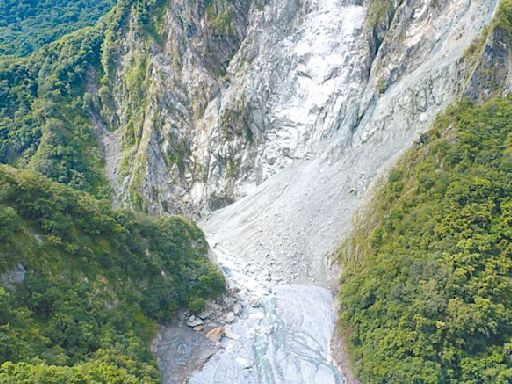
[
  {"x1": 0, "y1": 165, "x2": 224, "y2": 382},
  {"x1": 339, "y1": 97, "x2": 512, "y2": 383},
  {"x1": 0, "y1": 0, "x2": 116, "y2": 57},
  {"x1": 338, "y1": 1, "x2": 512, "y2": 381}
]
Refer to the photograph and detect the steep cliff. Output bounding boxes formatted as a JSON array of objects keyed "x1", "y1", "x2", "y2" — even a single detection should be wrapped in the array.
[
  {"x1": 93, "y1": 0, "x2": 252, "y2": 212},
  {"x1": 91, "y1": 0, "x2": 509, "y2": 221}
]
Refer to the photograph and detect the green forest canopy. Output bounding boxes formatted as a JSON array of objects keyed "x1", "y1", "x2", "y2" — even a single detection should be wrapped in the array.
[
  {"x1": 338, "y1": 98, "x2": 512, "y2": 383},
  {"x1": 0, "y1": 165, "x2": 225, "y2": 382},
  {"x1": 0, "y1": 0, "x2": 169, "y2": 204},
  {"x1": 0, "y1": 0, "x2": 116, "y2": 57}
]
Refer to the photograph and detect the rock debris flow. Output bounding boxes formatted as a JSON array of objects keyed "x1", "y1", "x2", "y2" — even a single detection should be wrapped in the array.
[{"x1": 152, "y1": 0, "x2": 499, "y2": 382}]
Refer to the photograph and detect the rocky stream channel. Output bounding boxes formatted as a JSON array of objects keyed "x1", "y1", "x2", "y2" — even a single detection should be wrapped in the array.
[{"x1": 154, "y1": 238, "x2": 344, "y2": 384}]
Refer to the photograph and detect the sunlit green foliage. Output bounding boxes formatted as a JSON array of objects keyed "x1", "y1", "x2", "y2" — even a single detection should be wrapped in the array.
[
  {"x1": 0, "y1": 353, "x2": 158, "y2": 383},
  {"x1": 338, "y1": 98, "x2": 512, "y2": 383},
  {"x1": 0, "y1": 27, "x2": 108, "y2": 197},
  {"x1": 0, "y1": 165, "x2": 225, "y2": 381},
  {"x1": 0, "y1": 0, "x2": 171, "y2": 202},
  {"x1": 0, "y1": 0, "x2": 115, "y2": 57}
]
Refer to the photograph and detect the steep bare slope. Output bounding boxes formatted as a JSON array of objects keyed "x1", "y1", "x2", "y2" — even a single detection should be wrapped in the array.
[{"x1": 202, "y1": 0, "x2": 499, "y2": 289}]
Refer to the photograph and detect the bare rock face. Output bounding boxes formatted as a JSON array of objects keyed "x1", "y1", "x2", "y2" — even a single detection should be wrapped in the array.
[
  {"x1": 201, "y1": 0, "x2": 500, "y2": 288},
  {"x1": 153, "y1": 325, "x2": 216, "y2": 384},
  {"x1": 95, "y1": 0, "x2": 503, "y2": 219},
  {"x1": 95, "y1": 0, "x2": 252, "y2": 213},
  {"x1": 187, "y1": 315, "x2": 204, "y2": 328},
  {"x1": 0, "y1": 263, "x2": 25, "y2": 290}
]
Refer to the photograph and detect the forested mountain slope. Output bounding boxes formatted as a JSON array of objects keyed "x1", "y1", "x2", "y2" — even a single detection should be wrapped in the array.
[
  {"x1": 0, "y1": 0, "x2": 249, "y2": 210},
  {"x1": 0, "y1": 0, "x2": 115, "y2": 57},
  {"x1": 0, "y1": 26, "x2": 108, "y2": 197},
  {"x1": 337, "y1": 3, "x2": 512, "y2": 383},
  {"x1": 339, "y1": 98, "x2": 512, "y2": 383},
  {"x1": 0, "y1": 165, "x2": 224, "y2": 382}
]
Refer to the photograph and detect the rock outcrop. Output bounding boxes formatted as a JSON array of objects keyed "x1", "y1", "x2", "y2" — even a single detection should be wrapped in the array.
[{"x1": 94, "y1": 0, "x2": 505, "y2": 223}]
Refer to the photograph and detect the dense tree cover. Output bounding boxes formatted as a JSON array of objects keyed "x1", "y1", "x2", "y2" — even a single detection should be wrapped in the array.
[
  {"x1": 0, "y1": 0, "x2": 116, "y2": 57},
  {"x1": 0, "y1": 165, "x2": 225, "y2": 382},
  {"x1": 338, "y1": 98, "x2": 512, "y2": 383},
  {"x1": 0, "y1": 26, "x2": 109, "y2": 197},
  {"x1": 0, "y1": 0, "x2": 173, "y2": 202},
  {"x1": 0, "y1": 355, "x2": 157, "y2": 384}
]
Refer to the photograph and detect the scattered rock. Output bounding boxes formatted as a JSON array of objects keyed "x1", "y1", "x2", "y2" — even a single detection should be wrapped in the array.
[
  {"x1": 187, "y1": 315, "x2": 204, "y2": 328},
  {"x1": 194, "y1": 325, "x2": 204, "y2": 332},
  {"x1": 206, "y1": 321, "x2": 219, "y2": 328},
  {"x1": 197, "y1": 310, "x2": 211, "y2": 320},
  {"x1": 224, "y1": 326, "x2": 240, "y2": 340},
  {"x1": 235, "y1": 357, "x2": 252, "y2": 369},
  {"x1": 206, "y1": 327, "x2": 225, "y2": 343},
  {"x1": 225, "y1": 312, "x2": 236, "y2": 323},
  {"x1": 233, "y1": 303, "x2": 242, "y2": 315}
]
